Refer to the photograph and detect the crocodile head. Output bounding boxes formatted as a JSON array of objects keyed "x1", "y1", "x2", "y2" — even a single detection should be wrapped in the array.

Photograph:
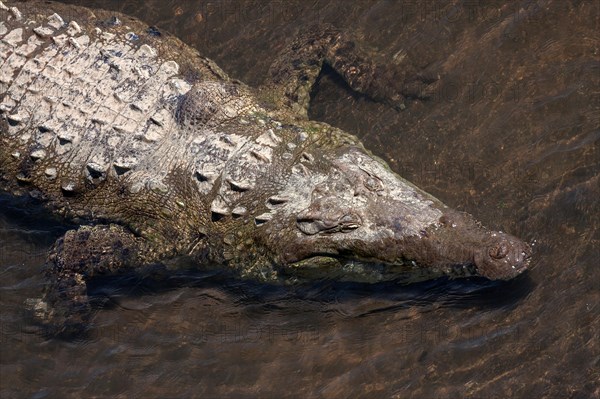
[{"x1": 262, "y1": 146, "x2": 531, "y2": 283}]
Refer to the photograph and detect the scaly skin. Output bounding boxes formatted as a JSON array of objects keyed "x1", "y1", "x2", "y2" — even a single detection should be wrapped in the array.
[{"x1": 0, "y1": 1, "x2": 531, "y2": 334}]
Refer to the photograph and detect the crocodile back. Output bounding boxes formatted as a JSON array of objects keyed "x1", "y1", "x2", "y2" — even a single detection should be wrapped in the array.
[{"x1": 0, "y1": 1, "x2": 235, "y2": 197}]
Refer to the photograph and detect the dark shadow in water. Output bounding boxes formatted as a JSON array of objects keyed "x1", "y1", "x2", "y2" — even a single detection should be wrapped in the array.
[
  {"x1": 85, "y1": 267, "x2": 534, "y2": 318},
  {"x1": 310, "y1": 63, "x2": 367, "y2": 110},
  {"x1": 0, "y1": 194, "x2": 73, "y2": 245}
]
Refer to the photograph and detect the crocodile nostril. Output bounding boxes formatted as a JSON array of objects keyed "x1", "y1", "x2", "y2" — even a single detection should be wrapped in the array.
[{"x1": 489, "y1": 242, "x2": 509, "y2": 259}]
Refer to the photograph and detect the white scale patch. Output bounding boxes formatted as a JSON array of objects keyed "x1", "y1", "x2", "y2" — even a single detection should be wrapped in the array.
[
  {"x1": 190, "y1": 132, "x2": 249, "y2": 197},
  {"x1": 271, "y1": 149, "x2": 444, "y2": 239},
  {"x1": 2, "y1": 27, "x2": 22, "y2": 46},
  {"x1": 199, "y1": 121, "x2": 293, "y2": 219},
  {"x1": 337, "y1": 150, "x2": 443, "y2": 236},
  {"x1": 1, "y1": 7, "x2": 198, "y2": 191},
  {"x1": 271, "y1": 163, "x2": 328, "y2": 224}
]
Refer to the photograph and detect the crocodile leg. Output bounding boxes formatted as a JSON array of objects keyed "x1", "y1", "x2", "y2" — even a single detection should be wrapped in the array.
[
  {"x1": 33, "y1": 224, "x2": 157, "y2": 335},
  {"x1": 261, "y1": 23, "x2": 435, "y2": 117}
]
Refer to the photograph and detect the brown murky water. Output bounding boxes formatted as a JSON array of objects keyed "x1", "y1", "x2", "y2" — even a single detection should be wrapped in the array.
[{"x1": 1, "y1": 0, "x2": 599, "y2": 398}]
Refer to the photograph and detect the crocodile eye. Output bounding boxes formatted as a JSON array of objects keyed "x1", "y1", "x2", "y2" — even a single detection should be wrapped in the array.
[
  {"x1": 296, "y1": 212, "x2": 361, "y2": 235},
  {"x1": 364, "y1": 176, "x2": 384, "y2": 192},
  {"x1": 489, "y1": 243, "x2": 509, "y2": 259},
  {"x1": 339, "y1": 213, "x2": 362, "y2": 232}
]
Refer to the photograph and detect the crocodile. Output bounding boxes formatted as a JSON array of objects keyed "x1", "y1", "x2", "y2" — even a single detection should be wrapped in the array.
[{"x1": 0, "y1": 1, "x2": 531, "y2": 334}]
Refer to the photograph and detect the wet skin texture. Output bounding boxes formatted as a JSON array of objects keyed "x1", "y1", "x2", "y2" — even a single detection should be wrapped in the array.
[{"x1": 0, "y1": 1, "x2": 531, "y2": 334}]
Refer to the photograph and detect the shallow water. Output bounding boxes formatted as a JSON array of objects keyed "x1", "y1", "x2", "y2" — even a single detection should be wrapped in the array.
[{"x1": 1, "y1": 0, "x2": 599, "y2": 398}]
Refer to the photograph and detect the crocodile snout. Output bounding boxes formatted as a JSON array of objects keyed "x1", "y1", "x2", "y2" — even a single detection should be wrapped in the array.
[{"x1": 475, "y1": 234, "x2": 532, "y2": 280}]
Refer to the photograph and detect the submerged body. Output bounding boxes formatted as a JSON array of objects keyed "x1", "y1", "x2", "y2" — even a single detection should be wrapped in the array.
[{"x1": 0, "y1": 2, "x2": 530, "y2": 332}]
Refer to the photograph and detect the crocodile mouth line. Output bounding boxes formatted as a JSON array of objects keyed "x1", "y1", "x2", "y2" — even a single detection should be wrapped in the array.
[
  {"x1": 288, "y1": 252, "x2": 406, "y2": 270},
  {"x1": 286, "y1": 253, "x2": 453, "y2": 284},
  {"x1": 290, "y1": 250, "x2": 532, "y2": 280}
]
